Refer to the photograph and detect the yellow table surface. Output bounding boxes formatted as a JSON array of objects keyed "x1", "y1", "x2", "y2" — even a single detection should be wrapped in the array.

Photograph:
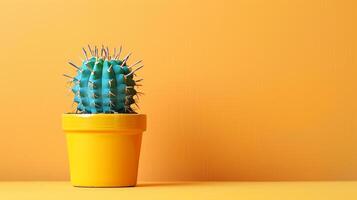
[{"x1": 0, "y1": 181, "x2": 356, "y2": 200}]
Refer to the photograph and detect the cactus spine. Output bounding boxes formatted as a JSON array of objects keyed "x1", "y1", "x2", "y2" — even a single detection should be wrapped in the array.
[{"x1": 64, "y1": 45, "x2": 143, "y2": 114}]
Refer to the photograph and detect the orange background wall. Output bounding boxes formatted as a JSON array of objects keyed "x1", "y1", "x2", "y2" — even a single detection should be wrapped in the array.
[{"x1": 0, "y1": 0, "x2": 356, "y2": 181}]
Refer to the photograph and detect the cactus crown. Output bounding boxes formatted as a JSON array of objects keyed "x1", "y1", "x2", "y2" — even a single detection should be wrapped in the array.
[{"x1": 64, "y1": 45, "x2": 143, "y2": 114}]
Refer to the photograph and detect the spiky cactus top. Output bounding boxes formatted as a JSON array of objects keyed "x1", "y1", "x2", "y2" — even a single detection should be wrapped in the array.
[{"x1": 64, "y1": 45, "x2": 143, "y2": 114}]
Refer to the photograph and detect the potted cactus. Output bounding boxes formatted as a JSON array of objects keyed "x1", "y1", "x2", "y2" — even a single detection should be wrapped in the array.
[{"x1": 62, "y1": 45, "x2": 146, "y2": 187}]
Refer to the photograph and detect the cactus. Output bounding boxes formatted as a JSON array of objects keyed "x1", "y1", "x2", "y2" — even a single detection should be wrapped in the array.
[{"x1": 64, "y1": 45, "x2": 143, "y2": 114}]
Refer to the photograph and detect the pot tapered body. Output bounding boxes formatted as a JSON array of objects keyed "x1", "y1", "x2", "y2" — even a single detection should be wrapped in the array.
[{"x1": 62, "y1": 114, "x2": 146, "y2": 187}]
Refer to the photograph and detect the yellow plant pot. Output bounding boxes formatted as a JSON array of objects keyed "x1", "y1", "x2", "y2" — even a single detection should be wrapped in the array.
[{"x1": 62, "y1": 114, "x2": 146, "y2": 187}]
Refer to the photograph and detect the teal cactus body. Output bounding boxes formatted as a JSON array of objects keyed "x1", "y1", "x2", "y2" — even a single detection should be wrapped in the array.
[{"x1": 65, "y1": 45, "x2": 143, "y2": 114}]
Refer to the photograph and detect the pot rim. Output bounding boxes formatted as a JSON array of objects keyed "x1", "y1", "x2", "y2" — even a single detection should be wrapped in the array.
[{"x1": 62, "y1": 113, "x2": 146, "y2": 132}]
